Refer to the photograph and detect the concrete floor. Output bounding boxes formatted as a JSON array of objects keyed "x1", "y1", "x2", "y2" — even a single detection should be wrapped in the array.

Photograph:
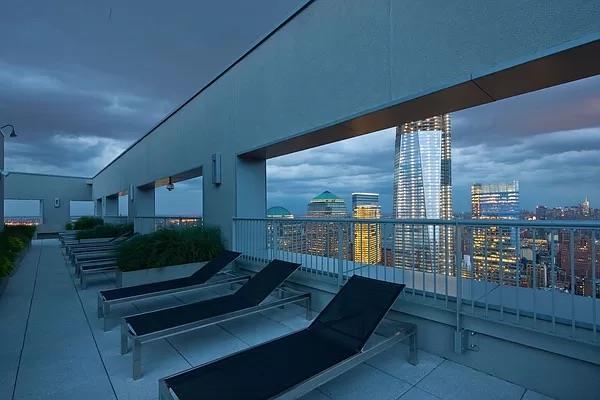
[{"x1": 0, "y1": 240, "x2": 554, "y2": 400}]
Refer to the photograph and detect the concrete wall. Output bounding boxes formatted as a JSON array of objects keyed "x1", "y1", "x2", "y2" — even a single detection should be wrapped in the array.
[
  {"x1": 90, "y1": 0, "x2": 600, "y2": 247},
  {"x1": 4, "y1": 172, "x2": 92, "y2": 232}
]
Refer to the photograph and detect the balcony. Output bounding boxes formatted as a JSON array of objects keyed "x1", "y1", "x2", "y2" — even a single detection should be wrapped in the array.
[{"x1": 1, "y1": 237, "x2": 555, "y2": 400}]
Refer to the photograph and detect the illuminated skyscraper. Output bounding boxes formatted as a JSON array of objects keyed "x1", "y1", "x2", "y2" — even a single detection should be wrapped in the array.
[
  {"x1": 266, "y1": 206, "x2": 302, "y2": 253},
  {"x1": 352, "y1": 193, "x2": 381, "y2": 264},
  {"x1": 471, "y1": 181, "x2": 520, "y2": 284},
  {"x1": 306, "y1": 191, "x2": 349, "y2": 258},
  {"x1": 582, "y1": 196, "x2": 590, "y2": 217},
  {"x1": 392, "y1": 114, "x2": 453, "y2": 272}
]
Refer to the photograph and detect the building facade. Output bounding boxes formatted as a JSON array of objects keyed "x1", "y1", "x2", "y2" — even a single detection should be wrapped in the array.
[
  {"x1": 392, "y1": 114, "x2": 453, "y2": 273},
  {"x1": 266, "y1": 206, "x2": 303, "y2": 254},
  {"x1": 471, "y1": 181, "x2": 521, "y2": 284},
  {"x1": 306, "y1": 191, "x2": 349, "y2": 258},
  {"x1": 352, "y1": 193, "x2": 381, "y2": 264}
]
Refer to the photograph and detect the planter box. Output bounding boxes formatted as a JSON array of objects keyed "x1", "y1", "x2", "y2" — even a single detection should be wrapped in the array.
[
  {"x1": 116, "y1": 261, "x2": 208, "y2": 288},
  {"x1": 10, "y1": 243, "x2": 31, "y2": 277}
]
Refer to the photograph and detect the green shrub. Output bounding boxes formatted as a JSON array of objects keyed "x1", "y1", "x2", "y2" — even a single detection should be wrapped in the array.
[
  {"x1": 65, "y1": 222, "x2": 74, "y2": 230},
  {"x1": 77, "y1": 223, "x2": 133, "y2": 240},
  {"x1": 0, "y1": 256, "x2": 11, "y2": 278},
  {"x1": 117, "y1": 227, "x2": 223, "y2": 272},
  {"x1": 73, "y1": 216, "x2": 104, "y2": 230},
  {"x1": 0, "y1": 225, "x2": 36, "y2": 278}
]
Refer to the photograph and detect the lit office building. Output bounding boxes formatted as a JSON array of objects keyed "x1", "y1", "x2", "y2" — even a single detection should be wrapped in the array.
[
  {"x1": 266, "y1": 206, "x2": 302, "y2": 253},
  {"x1": 471, "y1": 181, "x2": 520, "y2": 284},
  {"x1": 306, "y1": 191, "x2": 349, "y2": 258},
  {"x1": 392, "y1": 114, "x2": 453, "y2": 273},
  {"x1": 352, "y1": 193, "x2": 381, "y2": 264}
]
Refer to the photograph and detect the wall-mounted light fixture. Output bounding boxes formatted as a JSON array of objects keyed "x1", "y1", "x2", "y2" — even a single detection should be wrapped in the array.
[
  {"x1": 212, "y1": 153, "x2": 222, "y2": 185},
  {"x1": 166, "y1": 176, "x2": 175, "y2": 191}
]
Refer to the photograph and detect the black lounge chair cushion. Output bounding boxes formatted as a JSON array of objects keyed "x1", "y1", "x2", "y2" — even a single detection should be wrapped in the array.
[
  {"x1": 128, "y1": 294, "x2": 243, "y2": 336},
  {"x1": 308, "y1": 275, "x2": 405, "y2": 352},
  {"x1": 126, "y1": 259, "x2": 300, "y2": 337},
  {"x1": 165, "y1": 276, "x2": 405, "y2": 400},
  {"x1": 101, "y1": 251, "x2": 241, "y2": 301},
  {"x1": 166, "y1": 330, "x2": 354, "y2": 400}
]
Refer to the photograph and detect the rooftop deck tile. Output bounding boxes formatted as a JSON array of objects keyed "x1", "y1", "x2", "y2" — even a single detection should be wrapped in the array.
[
  {"x1": 416, "y1": 360, "x2": 525, "y2": 400},
  {"x1": 319, "y1": 363, "x2": 412, "y2": 400},
  {"x1": 1, "y1": 240, "x2": 556, "y2": 400}
]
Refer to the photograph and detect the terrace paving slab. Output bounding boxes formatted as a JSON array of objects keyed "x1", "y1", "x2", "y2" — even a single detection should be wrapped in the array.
[{"x1": 1, "y1": 240, "x2": 556, "y2": 400}]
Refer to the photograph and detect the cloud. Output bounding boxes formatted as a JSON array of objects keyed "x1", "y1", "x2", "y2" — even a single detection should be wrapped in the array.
[
  {"x1": 2, "y1": 1, "x2": 599, "y2": 217},
  {"x1": 266, "y1": 77, "x2": 600, "y2": 216}
]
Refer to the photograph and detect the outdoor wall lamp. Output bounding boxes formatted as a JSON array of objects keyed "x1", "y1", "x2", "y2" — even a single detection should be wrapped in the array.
[{"x1": 166, "y1": 176, "x2": 175, "y2": 191}]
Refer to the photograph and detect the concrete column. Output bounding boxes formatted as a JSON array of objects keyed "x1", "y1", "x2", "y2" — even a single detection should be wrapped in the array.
[
  {"x1": 41, "y1": 197, "x2": 70, "y2": 233},
  {"x1": 95, "y1": 198, "x2": 102, "y2": 217},
  {"x1": 131, "y1": 186, "x2": 155, "y2": 234},
  {"x1": 203, "y1": 155, "x2": 266, "y2": 250},
  {"x1": 104, "y1": 195, "x2": 118, "y2": 216}
]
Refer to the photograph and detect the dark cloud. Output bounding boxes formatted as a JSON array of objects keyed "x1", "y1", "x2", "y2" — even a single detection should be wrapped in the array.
[
  {"x1": 2, "y1": 1, "x2": 599, "y2": 216},
  {"x1": 267, "y1": 76, "x2": 600, "y2": 216},
  {"x1": 1, "y1": 0, "x2": 307, "y2": 177},
  {"x1": 453, "y1": 75, "x2": 600, "y2": 146}
]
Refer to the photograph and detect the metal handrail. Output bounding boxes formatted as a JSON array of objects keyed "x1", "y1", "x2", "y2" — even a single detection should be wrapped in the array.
[{"x1": 234, "y1": 216, "x2": 600, "y2": 229}]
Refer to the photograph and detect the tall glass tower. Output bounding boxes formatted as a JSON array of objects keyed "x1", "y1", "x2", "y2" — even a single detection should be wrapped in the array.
[
  {"x1": 352, "y1": 193, "x2": 382, "y2": 264},
  {"x1": 392, "y1": 114, "x2": 453, "y2": 273}
]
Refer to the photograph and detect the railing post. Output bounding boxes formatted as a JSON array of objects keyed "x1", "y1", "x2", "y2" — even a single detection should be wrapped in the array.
[
  {"x1": 454, "y1": 223, "x2": 465, "y2": 353},
  {"x1": 337, "y1": 222, "x2": 343, "y2": 288},
  {"x1": 231, "y1": 218, "x2": 237, "y2": 252}
]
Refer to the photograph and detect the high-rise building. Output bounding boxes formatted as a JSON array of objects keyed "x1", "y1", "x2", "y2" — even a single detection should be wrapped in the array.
[
  {"x1": 352, "y1": 193, "x2": 381, "y2": 264},
  {"x1": 306, "y1": 191, "x2": 349, "y2": 258},
  {"x1": 392, "y1": 114, "x2": 453, "y2": 273},
  {"x1": 471, "y1": 181, "x2": 521, "y2": 284},
  {"x1": 266, "y1": 206, "x2": 303, "y2": 253},
  {"x1": 267, "y1": 206, "x2": 294, "y2": 219},
  {"x1": 582, "y1": 196, "x2": 591, "y2": 217}
]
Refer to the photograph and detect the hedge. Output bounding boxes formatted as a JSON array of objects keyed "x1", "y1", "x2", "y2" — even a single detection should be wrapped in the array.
[
  {"x1": 117, "y1": 227, "x2": 223, "y2": 272},
  {"x1": 76, "y1": 223, "x2": 133, "y2": 240},
  {"x1": 0, "y1": 225, "x2": 36, "y2": 278},
  {"x1": 66, "y1": 216, "x2": 104, "y2": 231}
]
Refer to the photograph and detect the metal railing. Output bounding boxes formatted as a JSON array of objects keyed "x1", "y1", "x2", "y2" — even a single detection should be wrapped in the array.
[
  {"x1": 102, "y1": 216, "x2": 129, "y2": 225},
  {"x1": 134, "y1": 216, "x2": 202, "y2": 232},
  {"x1": 233, "y1": 217, "x2": 600, "y2": 345}
]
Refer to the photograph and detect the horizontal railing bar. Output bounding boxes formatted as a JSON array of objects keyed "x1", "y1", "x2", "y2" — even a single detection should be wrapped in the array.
[{"x1": 234, "y1": 216, "x2": 600, "y2": 229}]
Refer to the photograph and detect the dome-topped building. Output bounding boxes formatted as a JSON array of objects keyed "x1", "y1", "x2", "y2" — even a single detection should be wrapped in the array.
[
  {"x1": 267, "y1": 206, "x2": 294, "y2": 219},
  {"x1": 307, "y1": 191, "x2": 348, "y2": 217}
]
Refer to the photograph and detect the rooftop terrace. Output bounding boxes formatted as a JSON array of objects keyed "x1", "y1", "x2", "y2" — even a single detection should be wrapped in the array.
[{"x1": 0, "y1": 239, "x2": 554, "y2": 400}]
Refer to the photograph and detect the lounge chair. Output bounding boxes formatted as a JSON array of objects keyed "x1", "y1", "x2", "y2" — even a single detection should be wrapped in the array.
[
  {"x1": 79, "y1": 259, "x2": 119, "y2": 289},
  {"x1": 158, "y1": 275, "x2": 416, "y2": 400},
  {"x1": 98, "y1": 250, "x2": 245, "y2": 330},
  {"x1": 120, "y1": 259, "x2": 309, "y2": 379}
]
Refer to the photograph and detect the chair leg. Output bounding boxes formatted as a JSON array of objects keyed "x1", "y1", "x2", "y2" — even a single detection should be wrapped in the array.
[
  {"x1": 81, "y1": 272, "x2": 87, "y2": 289},
  {"x1": 408, "y1": 332, "x2": 418, "y2": 366},
  {"x1": 305, "y1": 296, "x2": 311, "y2": 320},
  {"x1": 97, "y1": 294, "x2": 103, "y2": 318},
  {"x1": 120, "y1": 321, "x2": 129, "y2": 355},
  {"x1": 132, "y1": 340, "x2": 143, "y2": 380}
]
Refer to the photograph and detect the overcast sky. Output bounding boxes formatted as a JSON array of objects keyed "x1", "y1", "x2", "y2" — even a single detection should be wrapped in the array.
[{"x1": 2, "y1": 1, "x2": 600, "y2": 217}]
